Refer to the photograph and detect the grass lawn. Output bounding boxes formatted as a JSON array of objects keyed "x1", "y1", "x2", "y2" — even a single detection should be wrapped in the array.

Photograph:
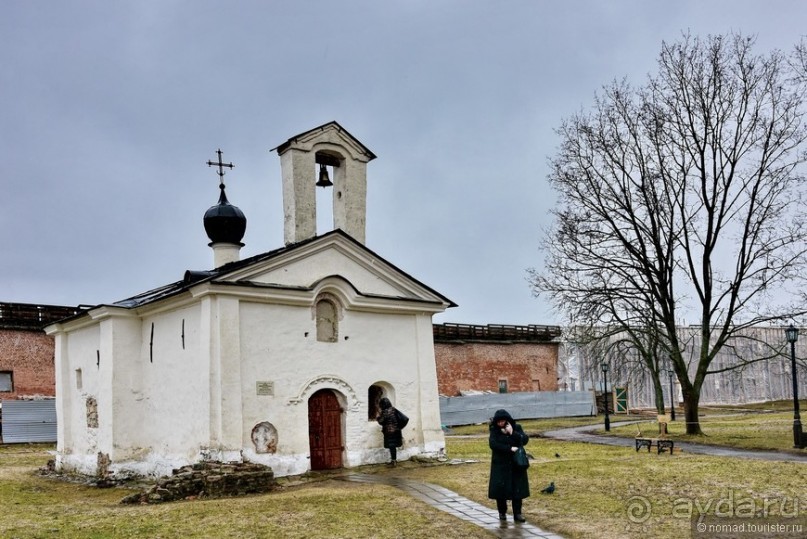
[
  {"x1": 0, "y1": 444, "x2": 491, "y2": 539},
  {"x1": 599, "y1": 399, "x2": 807, "y2": 452},
  {"x1": 415, "y1": 425, "x2": 806, "y2": 538},
  {"x1": 1, "y1": 409, "x2": 805, "y2": 539}
]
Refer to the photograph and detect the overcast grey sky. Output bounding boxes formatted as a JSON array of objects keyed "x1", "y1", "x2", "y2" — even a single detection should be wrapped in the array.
[{"x1": 2, "y1": 1, "x2": 805, "y2": 325}]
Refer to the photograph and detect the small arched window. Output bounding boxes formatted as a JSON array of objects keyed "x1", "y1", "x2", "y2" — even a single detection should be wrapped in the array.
[
  {"x1": 316, "y1": 299, "x2": 338, "y2": 342},
  {"x1": 368, "y1": 385, "x2": 384, "y2": 420}
]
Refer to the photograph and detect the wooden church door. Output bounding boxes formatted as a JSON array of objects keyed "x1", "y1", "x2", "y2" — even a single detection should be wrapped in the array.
[{"x1": 308, "y1": 389, "x2": 343, "y2": 470}]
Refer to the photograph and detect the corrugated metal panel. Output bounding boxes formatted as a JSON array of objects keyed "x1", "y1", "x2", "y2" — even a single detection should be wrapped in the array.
[
  {"x1": 439, "y1": 391, "x2": 596, "y2": 427},
  {"x1": 1, "y1": 400, "x2": 57, "y2": 443}
]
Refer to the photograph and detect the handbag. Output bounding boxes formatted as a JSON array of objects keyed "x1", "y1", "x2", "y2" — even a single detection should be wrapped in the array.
[
  {"x1": 513, "y1": 446, "x2": 530, "y2": 469},
  {"x1": 395, "y1": 409, "x2": 409, "y2": 429}
]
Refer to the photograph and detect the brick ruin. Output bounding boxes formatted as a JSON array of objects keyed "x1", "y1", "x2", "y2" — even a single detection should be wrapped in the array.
[{"x1": 120, "y1": 461, "x2": 277, "y2": 504}]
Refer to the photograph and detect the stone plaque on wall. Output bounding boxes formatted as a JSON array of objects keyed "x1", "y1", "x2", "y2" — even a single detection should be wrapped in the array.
[{"x1": 256, "y1": 381, "x2": 274, "y2": 396}]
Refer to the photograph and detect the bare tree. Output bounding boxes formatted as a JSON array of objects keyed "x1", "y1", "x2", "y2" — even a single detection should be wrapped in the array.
[
  {"x1": 793, "y1": 37, "x2": 807, "y2": 84},
  {"x1": 531, "y1": 34, "x2": 807, "y2": 434},
  {"x1": 566, "y1": 319, "x2": 672, "y2": 415}
]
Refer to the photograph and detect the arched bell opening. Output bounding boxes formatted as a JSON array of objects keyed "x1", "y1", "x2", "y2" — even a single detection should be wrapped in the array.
[{"x1": 314, "y1": 150, "x2": 343, "y2": 235}]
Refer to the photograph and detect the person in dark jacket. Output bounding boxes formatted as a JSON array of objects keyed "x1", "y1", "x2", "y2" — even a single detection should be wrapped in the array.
[
  {"x1": 377, "y1": 397, "x2": 405, "y2": 466},
  {"x1": 488, "y1": 409, "x2": 530, "y2": 522}
]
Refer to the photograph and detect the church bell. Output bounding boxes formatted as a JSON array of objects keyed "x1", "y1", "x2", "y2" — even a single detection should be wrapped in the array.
[{"x1": 316, "y1": 164, "x2": 333, "y2": 187}]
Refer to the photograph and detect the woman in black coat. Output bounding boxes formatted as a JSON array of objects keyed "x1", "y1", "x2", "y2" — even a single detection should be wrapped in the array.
[
  {"x1": 377, "y1": 397, "x2": 405, "y2": 466},
  {"x1": 488, "y1": 409, "x2": 530, "y2": 522}
]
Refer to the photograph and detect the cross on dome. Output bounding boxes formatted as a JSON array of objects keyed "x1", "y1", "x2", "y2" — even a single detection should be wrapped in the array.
[
  {"x1": 203, "y1": 148, "x2": 246, "y2": 263},
  {"x1": 206, "y1": 149, "x2": 234, "y2": 188}
]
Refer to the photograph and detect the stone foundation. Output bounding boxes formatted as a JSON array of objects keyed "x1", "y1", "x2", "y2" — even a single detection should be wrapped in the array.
[{"x1": 120, "y1": 461, "x2": 277, "y2": 504}]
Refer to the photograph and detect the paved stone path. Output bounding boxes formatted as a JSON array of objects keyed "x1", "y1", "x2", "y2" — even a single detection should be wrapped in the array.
[
  {"x1": 335, "y1": 424, "x2": 803, "y2": 538},
  {"x1": 340, "y1": 473, "x2": 565, "y2": 539}
]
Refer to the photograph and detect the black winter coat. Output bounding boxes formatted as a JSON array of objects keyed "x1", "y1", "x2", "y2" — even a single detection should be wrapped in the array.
[
  {"x1": 377, "y1": 407, "x2": 403, "y2": 449},
  {"x1": 488, "y1": 411, "x2": 530, "y2": 500}
]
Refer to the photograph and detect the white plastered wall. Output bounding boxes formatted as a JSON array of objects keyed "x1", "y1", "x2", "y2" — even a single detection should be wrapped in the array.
[
  {"x1": 52, "y1": 292, "x2": 446, "y2": 478},
  {"x1": 53, "y1": 323, "x2": 101, "y2": 474},
  {"x1": 237, "y1": 295, "x2": 445, "y2": 477},
  {"x1": 110, "y1": 303, "x2": 210, "y2": 475},
  {"x1": 249, "y1": 248, "x2": 401, "y2": 296}
]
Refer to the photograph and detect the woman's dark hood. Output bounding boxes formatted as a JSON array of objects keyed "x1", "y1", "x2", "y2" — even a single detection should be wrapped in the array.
[{"x1": 491, "y1": 409, "x2": 514, "y2": 425}]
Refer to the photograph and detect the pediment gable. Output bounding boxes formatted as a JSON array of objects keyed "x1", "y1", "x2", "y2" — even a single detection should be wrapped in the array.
[
  {"x1": 272, "y1": 121, "x2": 376, "y2": 162},
  {"x1": 213, "y1": 231, "x2": 453, "y2": 310}
]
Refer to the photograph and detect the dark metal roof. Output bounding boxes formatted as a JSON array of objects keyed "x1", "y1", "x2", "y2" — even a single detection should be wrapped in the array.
[
  {"x1": 106, "y1": 236, "x2": 307, "y2": 310},
  {"x1": 433, "y1": 323, "x2": 561, "y2": 343},
  {"x1": 0, "y1": 302, "x2": 85, "y2": 330},
  {"x1": 112, "y1": 281, "x2": 188, "y2": 309},
  {"x1": 52, "y1": 230, "x2": 455, "y2": 325}
]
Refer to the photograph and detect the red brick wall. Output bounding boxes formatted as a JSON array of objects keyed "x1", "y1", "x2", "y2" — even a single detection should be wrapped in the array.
[
  {"x1": 0, "y1": 329, "x2": 56, "y2": 399},
  {"x1": 435, "y1": 341, "x2": 559, "y2": 396}
]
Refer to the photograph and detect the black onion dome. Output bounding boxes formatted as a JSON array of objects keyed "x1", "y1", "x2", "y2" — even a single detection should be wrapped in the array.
[{"x1": 203, "y1": 186, "x2": 246, "y2": 244}]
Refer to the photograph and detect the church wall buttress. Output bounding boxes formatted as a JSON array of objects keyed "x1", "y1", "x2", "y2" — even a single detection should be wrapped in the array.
[
  {"x1": 105, "y1": 316, "x2": 141, "y2": 460},
  {"x1": 202, "y1": 296, "x2": 245, "y2": 452},
  {"x1": 412, "y1": 314, "x2": 445, "y2": 451},
  {"x1": 217, "y1": 296, "x2": 244, "y2": 449},
  {"x1": 96, "y1": 320, "x2": 116, "y2": 453},
  {"x1": 52, "y1": 333, "x2": 71, "y2": 453}
]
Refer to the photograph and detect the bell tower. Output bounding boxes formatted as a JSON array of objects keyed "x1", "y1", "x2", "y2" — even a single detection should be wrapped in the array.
[{"x1": 273, "y1": 122, "x2": 376, "y2": 245}]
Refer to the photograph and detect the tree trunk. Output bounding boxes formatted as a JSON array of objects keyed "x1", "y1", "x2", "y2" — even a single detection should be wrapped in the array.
[
  {"x1": 653, "y1": 375, "x2": 666, "y2": 415},
  {"x1": 681, "y1": 384, "x2": 703, "y2": 435}
]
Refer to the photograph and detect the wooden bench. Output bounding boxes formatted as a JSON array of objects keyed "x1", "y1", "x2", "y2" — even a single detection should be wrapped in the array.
[{"x1": 634, "y1": 415, "x2": 674, "y2": 455}]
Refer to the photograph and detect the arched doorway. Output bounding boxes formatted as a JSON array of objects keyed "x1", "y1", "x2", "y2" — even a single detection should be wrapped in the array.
[{"x1": 308, "y1": 389, "x2": 344, "y2": 470}]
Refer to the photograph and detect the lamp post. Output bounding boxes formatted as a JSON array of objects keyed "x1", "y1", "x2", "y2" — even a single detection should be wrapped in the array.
[
  {"x1": 601, "y1": 362, "x2": 610, "y2": 432},
  {"x1": 667, "y1": 369, "x2": 676, "y2": 421},
  {"x1": 784, "y1": 325, "x2": 804, "y2": 449}
]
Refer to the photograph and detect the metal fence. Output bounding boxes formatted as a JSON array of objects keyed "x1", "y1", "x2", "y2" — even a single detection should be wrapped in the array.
[
  {"x1": 559, "y1": 325, "x2": 807, "y2": 409},
  {"x1": 1, "y1": 399, "x2": 57, "y2": 443},
  {"x1": 439, "y1": 391, "x2": 596, "y2": 427}
]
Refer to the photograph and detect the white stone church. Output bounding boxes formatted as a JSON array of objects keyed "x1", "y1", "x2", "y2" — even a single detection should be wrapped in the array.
[{"x1": 46, "y1": 122, "x2": 454, "y2": 478}]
